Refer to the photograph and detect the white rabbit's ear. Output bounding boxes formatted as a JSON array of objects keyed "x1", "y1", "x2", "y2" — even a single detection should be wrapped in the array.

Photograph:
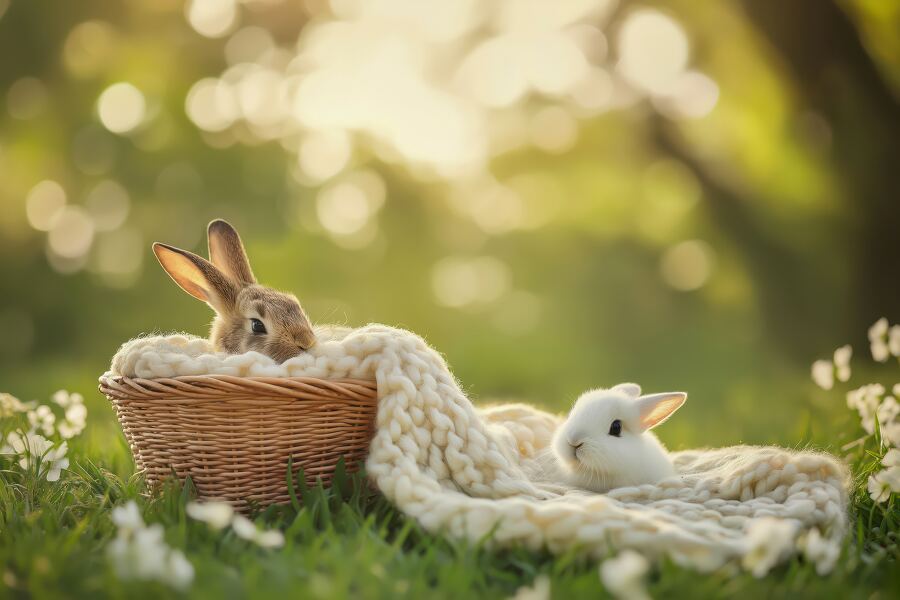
[
  {"x1": 207, "y1": 219, "x2": 256, "y2": 286},
  {"x1": 636, "y1": 392, "x2": 686, "y2": 431},
  {"x1": 612, "y1": 383, "x2": 642, "y2": 398},
  {"x1": 153, "y1": 242, "x2": 237, "y2": 312}
]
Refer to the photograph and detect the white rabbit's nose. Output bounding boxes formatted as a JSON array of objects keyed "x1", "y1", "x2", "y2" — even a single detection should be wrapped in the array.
[{"x1": 568, "y1": 440, "x2": 584, "y2": 462}]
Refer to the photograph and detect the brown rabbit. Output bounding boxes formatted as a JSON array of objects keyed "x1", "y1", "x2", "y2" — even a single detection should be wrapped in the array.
[{"x1": 153, "y1": 219, "x2": 316, "y2": 362}]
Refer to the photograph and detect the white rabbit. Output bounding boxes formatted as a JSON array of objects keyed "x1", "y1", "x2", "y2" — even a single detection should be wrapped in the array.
[{"x1": 550, "y1": 383, "x2": 686, "y2": 492}]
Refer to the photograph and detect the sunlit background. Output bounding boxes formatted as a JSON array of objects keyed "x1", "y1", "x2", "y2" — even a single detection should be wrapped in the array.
[{"x1": 1, "y1": 0, "x2": 899, "y2": 460}]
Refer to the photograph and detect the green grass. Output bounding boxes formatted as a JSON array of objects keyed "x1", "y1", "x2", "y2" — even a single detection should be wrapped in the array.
[{"x1": 1, "y1": 419, "x2": 898, "y2": 599}]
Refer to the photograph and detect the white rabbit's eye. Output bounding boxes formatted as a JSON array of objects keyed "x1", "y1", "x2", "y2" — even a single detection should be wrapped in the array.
[
  {"x1": 608, "y1": 419, "x2": 622, "y2": 437},
  {"x1": 250, "y1": 318, "x2": 267, "y2": 334}
]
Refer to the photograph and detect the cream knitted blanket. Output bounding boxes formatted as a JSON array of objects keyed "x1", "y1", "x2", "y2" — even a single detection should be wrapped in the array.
[{"x1": 107, "y1": 324, "x2": 849, "y2": 571}]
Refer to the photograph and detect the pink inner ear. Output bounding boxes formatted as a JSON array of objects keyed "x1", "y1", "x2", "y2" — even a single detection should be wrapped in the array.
[{"x1": 639, "y1": 393, "x2": 686, "y2": 430}]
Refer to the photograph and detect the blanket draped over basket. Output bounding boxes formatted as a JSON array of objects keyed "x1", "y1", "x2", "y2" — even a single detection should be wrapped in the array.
[{"x1": 106, "y1": 324, "x2": 849, "y2": 571}]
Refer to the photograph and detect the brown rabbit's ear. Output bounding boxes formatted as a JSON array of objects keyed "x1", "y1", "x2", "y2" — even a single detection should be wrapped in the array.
[
  {"x1": 152, "y1": 242, "x2": 237, "y2": 312},
  {"x1": 207, "y1": 219, "x2": 256, "y2": 286}
]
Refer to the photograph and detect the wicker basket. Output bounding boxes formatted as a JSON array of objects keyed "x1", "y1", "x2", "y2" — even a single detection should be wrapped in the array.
[{"x1": 99, "y1": 374, "x2": 378, "y2": 509}]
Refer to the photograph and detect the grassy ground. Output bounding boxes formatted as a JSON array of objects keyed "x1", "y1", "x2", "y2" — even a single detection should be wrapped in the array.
[{"x1": 1, "y1": 416, "x2": 898, "y2": 600}]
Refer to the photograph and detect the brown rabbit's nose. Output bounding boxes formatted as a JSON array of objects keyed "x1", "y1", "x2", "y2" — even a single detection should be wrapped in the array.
[{"x1": 295, "y1": 330, "x2": 317, "y2": 350}]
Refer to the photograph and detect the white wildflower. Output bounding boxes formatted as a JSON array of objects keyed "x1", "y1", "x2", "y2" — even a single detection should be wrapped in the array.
[
  {"x1": 846, "y1": 384, "x2": 884, "y2": 434},
  {"x1": 742, "y1": 517, "x2": 798, "y2": 578},
  {"x1": 510, "y1": 574, "x2": 550, "y2": 600},
  {"x1": 0, "y1": 431, "x2": 69, "y2": 481},
  {"x1": 811, "y1": 360, "x2": 834, "y2": 391},
  {"x1": 48, "y1": 391, "x2": 88, "y2": 439},
  {"x1": 231, "y1": 514, "x2": 257, "y2": 539},
  {"x1": 833, "y1": 345, "x2": 852, "y2": 382},
  {"x1": 877, "y1": 396, "x2": 899, "y2": 428},
  {"x1": 107, "y1": 501, "x2": 194, "y2": 591},
  {"x1": 799, "y1": 529, "x2": 840, "y2": 576},
  {"x1": 600, "y1": 550, "x2": 650, "y2": 600},
  {"x1": 0, "y1": 393, "x2": 29, "y2": 417},
  {"x1": 872, "y1": 342, "x2": 890, "y2": 362},
  {"x1": 869, "y1": 317, "x2": 888, "y2": 340},
  {"x1": 883, "y1": 449, "x2": 900, "y2": 468},
  {"x1": 166, "y1": 550, "x2": 195, "y2": 591},
  {"x1": 894, "y1": 383, "x2": 900, "y2": 398},
  {"x1": 1, "y1": 430, "x2": 49, "y2": 461},
  {"x1": 190, "y1": 505, "x2": 284, "y2": 548},
  {"x1": 890, "y1": 325, "x2": 900, "y2": 357},
  {"x1": 0, "y1": 430, "x2": 51, "y2": 466},
  {"x1": 869, "y1": 318, "x2": 890, "y2": 362},
  {"x1": 58, "y1": 402, "x2": 88, "y2": 439},
  {"x1": 186, "y1": 501, "x2": 234, "y2": 530},
  {"x1": 254, "y1": 529, "x2": 286, "y2": 549},
  {"x1": 867, "y1": 468, "x2": 900, "y2": 503},
  {"x1": 131, "y1": 525, "x2": 169, "y2": 579},
  {"x1": 812, "y1": 345, "x2": 853, "y2": 389},
  {"x1": 112, "y1": 501, "x2": 145, "y2": 531},
  {"x1": 883, "y1": 421, "x2": 900, "y2": 448},
  {"x1": 231, "y1": 515, "x2": 285, "y2": 549},
  {"x1": 41, "y1": 441, "x2": 69, "y2": 482},
  {"x1": 52, "y1": 390, "x2": 84, "y2": 408},
  {"x1": 106, "y1": 536, "x2": 131, "y2": 575},
  {"x1": 879, "y1": 467, "x2": 900, "y2": 492},
  {"x1": 27, "y1": 405, "x2": 56, "y2": 436}
]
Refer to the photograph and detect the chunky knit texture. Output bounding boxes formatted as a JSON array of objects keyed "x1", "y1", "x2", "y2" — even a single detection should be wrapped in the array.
[{"x1": 107, "y1": 324, "x2": 849, "y2": 571}]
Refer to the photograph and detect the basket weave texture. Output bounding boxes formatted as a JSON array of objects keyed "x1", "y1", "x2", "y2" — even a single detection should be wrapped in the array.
[{"x1": 99, "y1": 374, "x2": 378, "y2": 509}]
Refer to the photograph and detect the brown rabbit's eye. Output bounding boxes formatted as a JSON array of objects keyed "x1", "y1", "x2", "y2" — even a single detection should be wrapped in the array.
[
  {"x1": 608, "y1": 419, "x2": 622, "y2": 437},
  {"x1": 250, "y1": 318, "x2": 267, "y2": 334}
]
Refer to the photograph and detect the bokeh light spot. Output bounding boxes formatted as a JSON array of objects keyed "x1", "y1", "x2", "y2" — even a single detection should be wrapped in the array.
[
  {"x1": 48, "y1": 206, "x2": 95, "y2": 260},
  {"x1": 63, "y1": 21, "x2": 117, "y2": 78},
  {"x1": 655, "y1": 70, "x2": 719, "y2": 119},
  {"x1": 431, "y1": 256, "x2": 511, "y2": 308},
  {"x1": 45, "y1": 245, "x2": 88, "y2": 275},
  {"x1": 186, "y1": 0, "x2": 239, "y2": 39},
  {"x1": 449, "y1": 177, "x2": 525, "y2": 235},
  {"x1": 456, "y1": 38, "x2": 528, "y2": 108},
  {"x1": 570, "y1": 67, "x2": 613, "y2": 111},
  {"x1": 97, "y1": 83, "x2": 146, "y2": 134},
  {"x1": 7, "y1": 77, "x2": 49, "y2": 120},
  {"x1": 299, "y1": 130, "x2": 353, "y2": 181},
  {"x1": 185, "y1": 78, "x2": 238, "y2": 132},
  {"x1": 317, "y1": 179, "x2": 377, "y2": 237},
  {"x1": 236, "y1": 67, "x2": 287, "y2": 127},
  {"x1": 85, "y1": 180, "x2": 130, "y2": 231},
  {"x1": 660, "y1": 240, "x2": 714, "y2": 291},
  {"x1": 26, "y1": 180, "x2": 67, "y2": 231},
  {"x1": 617, "y1": 9, "x2": 689, "y2": 94}
]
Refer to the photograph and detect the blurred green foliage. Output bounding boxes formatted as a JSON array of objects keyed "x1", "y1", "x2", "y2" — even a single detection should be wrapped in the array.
[{"x1": 1, "y1": 0, "x2": 899, "y2": 463}]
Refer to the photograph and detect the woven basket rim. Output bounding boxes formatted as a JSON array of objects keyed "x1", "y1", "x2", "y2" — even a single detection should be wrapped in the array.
[
  {"x1": 98, "y1": 373, "x2": 377, "y2": 384},
  {"x1": 99, "y1": 373, "x2": 378, "y2": 404}
]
